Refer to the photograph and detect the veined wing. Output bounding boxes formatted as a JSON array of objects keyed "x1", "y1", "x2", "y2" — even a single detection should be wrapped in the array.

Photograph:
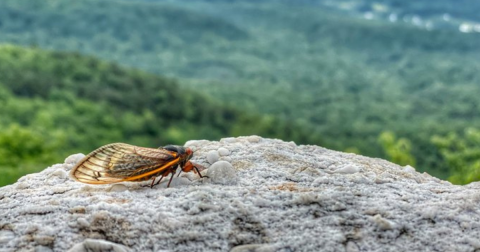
[{"x1": 70, "y1": 143, "x2": 179, "y2": 184}]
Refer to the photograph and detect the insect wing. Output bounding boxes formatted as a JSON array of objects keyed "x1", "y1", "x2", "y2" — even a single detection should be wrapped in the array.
[{"x1": 70, "y1": 143, "x2": 180, "y2": 184}]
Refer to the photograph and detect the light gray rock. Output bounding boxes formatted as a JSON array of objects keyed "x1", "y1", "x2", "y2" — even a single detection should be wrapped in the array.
[
  {"x1": 1, "y1": 136, "x2": 480, "y2": 252},
  {"x1": 68, "y1": 239, "x2": 130, "y2": 252},
  {"x1": 207, "y1": 161, "x2": 237, "y2": 185},
  {"x1": 218, "y1": 147, "x2": 231, "y2": 156},
  {"x1": 206, "y1": 150, "x2": 220, "y2": 164}
]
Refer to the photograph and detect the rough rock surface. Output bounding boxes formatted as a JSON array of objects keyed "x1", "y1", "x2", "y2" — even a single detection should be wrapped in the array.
[{"x1": 1, "y1": 136, "x2": 480, "y2": 252}]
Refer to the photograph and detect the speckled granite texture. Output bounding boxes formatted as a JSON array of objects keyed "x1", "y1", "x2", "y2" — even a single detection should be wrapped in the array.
[{"x1": 1, "y1": 136, "x2": 480, "y2": 252}]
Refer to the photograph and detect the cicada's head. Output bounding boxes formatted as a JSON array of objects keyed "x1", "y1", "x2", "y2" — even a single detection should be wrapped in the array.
[
  {"x1": 163, "y1": 145, "x2": 194, "y2": 162},
  {"x1": 185, "y1": 147, "x2": 194, "y2": 161}
]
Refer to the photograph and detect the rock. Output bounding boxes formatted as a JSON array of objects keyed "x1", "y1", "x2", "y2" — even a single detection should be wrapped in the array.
[
  {"x1": 403, "y1": 165, "x2": 416, "y2": 174},
  {"x1": 218, "y1": 147, "x2": 230, "y2": 156},
  {"x1": 207, "y1": 161, "x2": 236, "y2": 185},
  {"x1": 68, "y1": 239, "x2": 130, "y2": 252},
  {"x1": 0, "y1": 136, "x2": 479, "y2": 251},
  {"x1": 331, "y1": 164, "x2": 360, "y2": 174},
  {"x1": 206, "y1": 150, "x2": 220, "y2": 164},
  {"x1": 64, "y1": 154, "x2": 85, "y2": 165}
]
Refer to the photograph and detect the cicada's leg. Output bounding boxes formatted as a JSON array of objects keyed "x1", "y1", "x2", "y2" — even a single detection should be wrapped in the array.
[
  {"x1": 192, "y1": 163, "x2": 209, "y2": 179},
  {"x1": 141, "y1": 176, "x2": 159, "y2": 188},
  {"x1": 194, "y1": 166, "x2": 206, "y2": 178},
  {"x1": 152, "y1": 175, "x2": 165, "y2": 188},
  {"x1": 150, "y1": 177, "x2": 157, "y2": 188},
  {"x1": 166, "y1": 172, "x2": 175, "y2": 188},
  {"x1": 182, "y1": 161, "x2": 208, "y2": 178}
]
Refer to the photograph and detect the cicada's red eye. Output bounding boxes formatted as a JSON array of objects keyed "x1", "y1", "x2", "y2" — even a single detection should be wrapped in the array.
[
  {"x1": 185, "y1": 148, "x2": 193, "y2": 156},
  {"x1": 70, "y1": 143, "x2": 203, "y2": 188}
]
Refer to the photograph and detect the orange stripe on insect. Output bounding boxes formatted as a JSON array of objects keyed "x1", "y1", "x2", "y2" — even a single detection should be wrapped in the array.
[{"x1": 70, "y1": 143, "x2": 206, "y2": 188}]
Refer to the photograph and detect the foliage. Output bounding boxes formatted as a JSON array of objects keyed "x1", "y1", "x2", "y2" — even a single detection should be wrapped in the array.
[
  {"x1": 0, "y1": 45, "x2": 322, "y2": 186},
  {"x1": 0, "y1": 122, "x2": 65, "y2": 186},
  {"x1": 378, "y1": 131, "x2": 416, "y2": 167},
  {"x1": 432, "y1": 129, "x2": 480, "y2": 185},
  {"x1": 0, "y1": 0, "x2": 479, "y2": 183},
  {"x1": 0, "y1": 124, "x2": 63, "y2": 166}
]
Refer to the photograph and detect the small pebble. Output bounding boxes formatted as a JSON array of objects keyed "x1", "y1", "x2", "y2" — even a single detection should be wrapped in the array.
[
  {"x1": 185, "y1": 140, "x2": 200, "y2": 147},
  {"x1": 246, "y1": 135, "x2": 261, "y2": 143},
  {"x1": 64, "y1": 153, "x2": 85, "y2": 164},
  {"x1": 108, "y1": 184, "x2": 129, "y2": 192},
  {"x1": 403, "y1": 165, "x2": 416, "y2": 174},
  {"x1": 77, "y1": 218, "x2": 90, "y2": 227},
  {"x1": 207, "y1": 150, "x2": 220, "y2": 164},
  {"x1": 207, "y1": 161, "x2": 236, "y2": 185},
  {"x1": 372, "y1": 214, "x2": 395, "y2": 230},
  {"x1": 218, "y1": 147, "x2": 230, "y2": 156},
  {"x1": 333, "y1": 164, "x2": 360, "y2": 174},
  {"x1": 69, "y1": 239, "x2": 130, "y2": 252},
  {"x1": 287, "y1": 141, "x2": 297, "y2": 148},
  {"x1": 16, "y1": 182, "x2": 29, "y2": 190}
]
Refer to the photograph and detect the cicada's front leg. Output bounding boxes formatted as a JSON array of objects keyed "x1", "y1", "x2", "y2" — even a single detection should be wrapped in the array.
[{"x1": 182, "y1": 161, "x2": 208, "y2": 179}]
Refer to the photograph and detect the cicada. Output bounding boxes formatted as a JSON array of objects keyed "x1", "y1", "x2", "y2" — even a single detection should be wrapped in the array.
[{"x1": 70, "y1": 143, "x2": 205, "y2": 188}]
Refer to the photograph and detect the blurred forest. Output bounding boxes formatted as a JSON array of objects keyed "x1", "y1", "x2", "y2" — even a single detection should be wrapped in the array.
[
  {"x1": 0, "y1": 0, "x2": 479, "y2": 185},
  {"x1": 0, "y1": 45, "x2": 321, "y2": 185}
]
